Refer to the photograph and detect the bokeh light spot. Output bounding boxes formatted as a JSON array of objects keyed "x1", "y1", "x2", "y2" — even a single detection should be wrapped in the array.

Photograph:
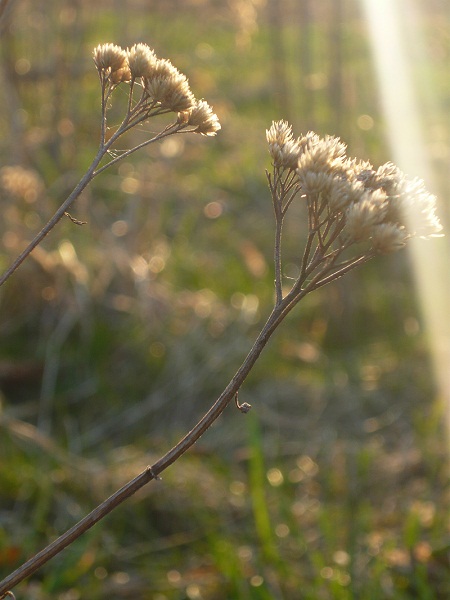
[
  {"x1": 357, "y1": 114, "x2": 374, "y2": 130},
  {"x1": 15, "y1": 58, "x2": 30, "y2": 75},
  {"x1": 204, "y1": 201, "x2": 223, "y2": 219},
  {"x1": 111, "y1": 220, "x2": 129, "y2": 236},
  {"x1": 267, "y1": 467, "x2": 284, "y2": 487}
]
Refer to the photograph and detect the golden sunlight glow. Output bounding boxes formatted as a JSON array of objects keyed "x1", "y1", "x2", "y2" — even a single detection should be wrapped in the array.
[{"x1": 361, "y1": 0, "x2": 450, "y2": 448}]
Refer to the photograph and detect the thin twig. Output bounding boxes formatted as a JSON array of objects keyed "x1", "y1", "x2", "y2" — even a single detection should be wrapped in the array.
[
  {"x1": 312, "y1": 253, "x2": 374, "y2": 290},
  {"x1": 273, "y1": 211, "x2": 284, "y2": 305},
  {"x1": 0, "y1": 299, "x2": 293, "y2": 595},
  {"x1": 0, "y1": 97, "x2": 185, "y2": 287},
  {"x1": 93, "y1": 122, "x2": 183, "y2": 178},
  {"x1": 0, "y1": 149, "x2": 105, "y2": 286}
]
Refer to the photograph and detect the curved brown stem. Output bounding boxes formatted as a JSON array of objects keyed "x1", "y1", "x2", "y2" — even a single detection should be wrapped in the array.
[{"x1": 0, "y1": 298, "x2": 295, "y2": 595}]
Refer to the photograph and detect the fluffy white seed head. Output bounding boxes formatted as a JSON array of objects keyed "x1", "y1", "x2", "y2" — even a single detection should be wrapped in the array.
[{"x1": 178, "y1": 100, "x2": 221, "y2": 136}]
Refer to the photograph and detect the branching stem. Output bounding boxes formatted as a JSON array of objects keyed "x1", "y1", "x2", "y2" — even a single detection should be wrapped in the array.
[{"x1": 0, "y1": 87, "x2": 192, "y2": 287}]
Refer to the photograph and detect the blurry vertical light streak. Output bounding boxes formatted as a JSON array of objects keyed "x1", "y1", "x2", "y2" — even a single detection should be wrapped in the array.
[
  {"x1": 360, "y1": 0, "x2": 450, "y2": 449},
  {"x1": 298, "y1": 0, "x2": 315, "y2": 129},
  {"x1": 267, "y1": 0, "x2": 291, "y2": 119},
  {"x1": 328, "y1": 0, "x2": 344, "y2": 133}
]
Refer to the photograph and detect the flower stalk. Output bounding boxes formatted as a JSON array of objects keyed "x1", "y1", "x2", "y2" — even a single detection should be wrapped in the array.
[{"x1": 0, "y1": 43, "x2": 220, "y2": 287}]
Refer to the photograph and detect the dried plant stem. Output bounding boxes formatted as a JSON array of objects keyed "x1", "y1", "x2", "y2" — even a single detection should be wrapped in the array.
[
  {"x1": 267, "y1": 168, "x2": 300, "y2": 306},
  {"x1": 0, "y1": 114, "x2": 184, "y2": 288},
  {"x1": 274, "y1": 216, "x2": 284, "y2": 305},
  {"x1": 0, "y1": 292, "x2": 298, "y2": 595},
  {"x1": 0, "y1": 236, "x2": 374, "y2": 594},
  {"x1": 0, "y1": 151, "x2": 103, "y2": 287}
]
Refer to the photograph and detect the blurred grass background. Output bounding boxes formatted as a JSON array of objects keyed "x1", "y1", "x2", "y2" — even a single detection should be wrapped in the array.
[{"x1": 0, "y1": 0, "x2": 449, "y2": 598}]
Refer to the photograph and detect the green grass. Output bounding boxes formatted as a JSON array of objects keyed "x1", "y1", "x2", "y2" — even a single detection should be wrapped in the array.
[{"x1": 3, "y1": 396, "x2": 448, "y2": 599}]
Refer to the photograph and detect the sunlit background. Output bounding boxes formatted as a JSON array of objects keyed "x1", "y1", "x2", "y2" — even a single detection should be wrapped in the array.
[
  {"x1": 361, "y1": 0, "x2": 450, "y2": 451},
  {"x1": 0, "y1": 1, "x2": 449, "y2": 598}
]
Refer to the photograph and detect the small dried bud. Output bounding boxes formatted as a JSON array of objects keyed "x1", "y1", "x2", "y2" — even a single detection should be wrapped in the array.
[
  {"x1": 266, "y1": 121, "x2": 302, "y2": 169},
  {"x1": 380, "y1": 176, "x2": 443, "y2": 239},
  {"x1": 345, "y1": 194, "x2": 387, "y2": 242},
  {"x1": 296, "y1": 131, "x2": 320, "y2": 154},
  {"x1": 358, "y1": 161, "x2": 402, "y2": 195},
  {"x1": 143, "y1": 59, "x2": 195, "y2": 111},
  {"x1": 297, "y1": 135, "x2": 346, "y2": 176},
  {"x1": 266, "y1": 120, "x2": 294, "y2": 146},
  {"x1": 145, "y1": 74, "x2": 195, "y2": 112},
  {"x1": 327, "y1": 178, "x2": 366, "y2": 213},
  {"x1": 93, "y1": 43, "x2": 128, "y2": 77},
  {"x1": 276, "y1": 139, "x2": 303, "y2": 170},
  {"x1": 179, "y1": 100, "x2": 221, "y2": 136},
  {"x1": 343, "y1": 158, "x2": 373, "y2": 179},
  {"x1": 110, "y1": 65, "x2": 132, "y2": 84},
  {"x1": 371, "y1": 223, "x2": 407, "y2": 253},
  {"x1": 127, "y1": 43, "x2": 157, "y2": 78},
  {"x1": 297, "y1": 170, "x2": 332, "y2": 195},
  {"x1": 146, "y1": 58, "x2": 178, "y2": 82}
]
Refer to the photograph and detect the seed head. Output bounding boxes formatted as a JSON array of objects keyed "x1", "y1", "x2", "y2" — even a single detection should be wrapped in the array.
[
  {"x1": 389, "y1": 177, "x2": 442, "y2": 238},
  {"x1": 145, "y1": 58, "x2": 178, "y2": 81},
  {"x1": 110, "y1": 64, "x2": 132, "y2": 84},
  {"x1": 345, "y1": 193, "x2": 388, "y2": 242},
  {"x1": 327, "y1": 178, "x2": 366, "y2": 213},
  {"x1": 266, "y1": 120, "x2": 294, "y2": 146},
  {"x1": 143, "y1": 59, "x2": 195, "y2": 112},
  {"x1": 297, "y1": 170, "x2": 332, "y2": 195},
  {"x1": 371, "y1": 223, "x2": 407, "y2": 254},
  {"x1": 266, "y1": 121, "x2": 302, "y2": 169},
  {"x1": 357, "y1": 161, "x2": 402, "y2": 194},
  {"x1": 178, "y1": 100, "x2": 221, "y2": 136},
  {"x1": 297, "y1": 135, "x2": 347, "y2": 177},
  {"x1": 93, "y1": 43, "x2": 129, "y2": 81},
  {"x1": 145, "y1": 73, "x2": 195, "y2": 112},
  {"x1": 127, "y1": 43, "x2": 157, "y2": 78}
]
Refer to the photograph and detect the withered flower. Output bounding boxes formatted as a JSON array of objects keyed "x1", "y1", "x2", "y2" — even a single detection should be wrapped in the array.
[
  {"x1": 267, "y1": 120, "x2": 442, "y2": 260},
  {"x1": 93, "y1": 43, "x2": 130, "y2": 82},
  {"x1": 127, "y1": 43, "x2": 157, "y2": 78},
  {"x1": 179, "y1": 100, "x2": 221, "y2": 136}
]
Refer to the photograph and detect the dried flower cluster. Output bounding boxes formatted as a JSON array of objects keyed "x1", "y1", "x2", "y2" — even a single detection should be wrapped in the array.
[
  {"x1": 93, "y1": 42, "x2": 220, "y2": 136},
  {"x1": 266, "y1": 121, "x2": 442, "y2": 300}
]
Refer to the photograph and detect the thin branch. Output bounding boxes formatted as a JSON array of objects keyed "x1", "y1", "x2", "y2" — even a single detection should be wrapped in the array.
[
  {"x1": 281, "y1": 183, "x2": 301, "y2": 216},
  {"x1": 93, "y1": 122, "x2": 183, "y2": 178},
  {"x1": 299, "y1": 230, "x2": 318, "y2": 282},
  {"x1": 0, "y1": 109, "x2": 186, "y2": 287},
  {"x1": 274, "y1": 216, "x2": 284, "y2": 305},
  {"x1": 0, "y1": 298, "x2": 294, "y2": 595},
  {"x1": 0, "y1": 148, "x2": 106, "y2": 287},
  {"x1": 100, "y1": 79, "x2": 108, "y2": 146},
  {"x1": 312, "y1": 253, "x2": 374, "y2": 290},
  {"x1": 0, "y1": 91, "x2": 131, "y2": 287}
]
